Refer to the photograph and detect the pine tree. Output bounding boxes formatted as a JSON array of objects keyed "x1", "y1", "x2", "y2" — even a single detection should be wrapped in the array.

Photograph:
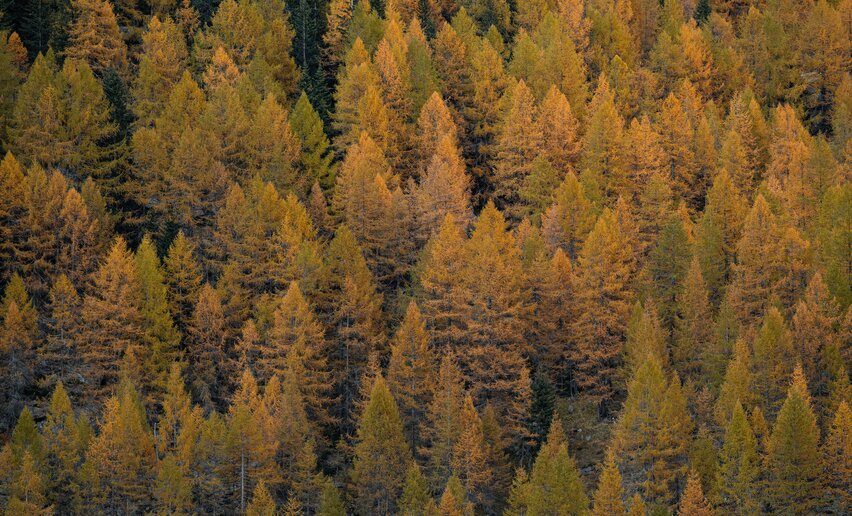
[
  {"x1": 572, "y1": 208, "x2": 635, "y2": 409},
  {"x1": 78, "y1": 237, "x2": 144, "y2": 405},
  {"x1": 677, "y1": 470, "x2": 713, "y2": 516},
  {"x1": 66, "y1": 0, "x2": 128, "y2": 76},
  {"x1": 592, "y1": 449, "x2": 626, "y2": 516},
  {"x1": 765, "y1": 370, "x2": 822, "y2": 514},
  {"x1": 351, "y1": 375, "x2": 412, "y2": 515},
  {"x1": 387, "y1": 301, "x2": 435, "y2": 453},
  {"x1": 716, "y1": 401, "x2": 760, "y2": 515}
]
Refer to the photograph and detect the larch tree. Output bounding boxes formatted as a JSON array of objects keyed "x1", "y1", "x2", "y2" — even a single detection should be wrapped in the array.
[
  {"x1": 621, "y1": 115, "x2": 665, "y2": 202},
  {"x1": 387, "y1": 300, "x2": 435, "y2": 454},
  {"x1": 456, "y1": 203, "x2": 533, "y2": 457},
  {"x1": 677, "y1": 470, "x2": 713, "y2": 516},
  {"x1": 572, "y1": 208, "x2": 635, "y2": 410},
  {"x1": 78, "y1": 237, "x2": 144, "y2": 407},
  {"x1": 66, "y1": 0, "x2": 128, "y2": 76},
  {"x1": 186, "y1": 284, "x2": 230, "y2": 412},
  {"x1": 163, "y1": 231, "x2": 202, "y2": 334},
  {"x1": 509, "y1": 419, "x2": 589, "y2": 515},
  {"x1": 822, "y1": 401, "x2": 852, "y2": 514},
  {"x1": 413, "y1": 134, "x2": 473, "y2": 245},
  {"x1": 134, "y1": 235, "x2": 180, "y2": 407},
  {"x1": 751, "y1": 307, "x2": 796, "y2": 419},
  {"x1": 728, "y1": 195, "x2": 780, "y2": 329},
  {"x1": 491, "y1": 79, "x2": 543, "y2": 220},
  {"x1": 765, "y1": 368, "x2": 822, "y2": 514},
  {"x1": 415, "y1": 92, "x2": 459, "y2": 173},
  {"x1": 41, "y1": 275, "x2": 82, "y2": 404},
  {"x1": 81, "y1": 382, "x2": 157, "y2": 513},
  {"x1": 716, "y1": 401, "x2": 760, "y2": 515},
  {"x1": 673, "y1": 257, "x2": 713, "y2": 383},
  {"x1": 714, "y1": 339, "x2": 754, "y2": 429},
  {"x1": 323, "y1": 225, "x2": 386, "y2": 435},
  {"x1": 580, "y1": 75, "x2": 625, "y2": 202},
  {"x1": 451, "y1": 394, "x2": 491, "y2": 509},
  {"x1": 694, "y1": 169, "x2": 746, "y2": 305},
  {"x1": 265, "y1": 281, "x2": 332, "y2": 429},
  {"x1": 350, "y1": 375, "x2": 412, "y2": 515},
  {"x1": 541, "y1": 171, "x2": 596, "y2": 261},
  {"x1": 290, "y1": 92, "x2": 335, "y2": 190},
  {"x1": 592, "y1": 449, "x2": 626, "y2": 516},
  {"x1": 421, "y1": 351, "x2": 465, "y2": 491}
]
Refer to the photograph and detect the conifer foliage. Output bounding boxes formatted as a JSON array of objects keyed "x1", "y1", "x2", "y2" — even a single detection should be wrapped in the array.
[{"x1": 0, "y1": 0, "x2": 850, "y2": 513}]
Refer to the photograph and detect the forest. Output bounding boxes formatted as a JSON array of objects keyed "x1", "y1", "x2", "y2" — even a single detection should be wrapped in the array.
[{"x1": 0, "y1": 0, "x2": 850, "y2": 513}]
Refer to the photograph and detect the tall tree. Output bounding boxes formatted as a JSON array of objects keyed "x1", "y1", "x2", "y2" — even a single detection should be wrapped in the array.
[
  {"x1": 387, "y1": 301, "x2": 435, "y2": 454},
  {"x1": 765, "y1": 368, "x2": 822, "y2": 514},
  {"x1": 78, "y1": 237, "x2": 144, "y2": 406},
  {"x1": 572, "y1": 208, "x2": 635, "y2": 410},
  {"x1": 350, "y1": 375, "x2": 411, "y2": 515}
]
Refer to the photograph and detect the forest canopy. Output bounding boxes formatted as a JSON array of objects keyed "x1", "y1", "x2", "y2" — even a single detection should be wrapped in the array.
[{"x1": 0, "y1": 0, "x2": 850, "y2": 513}]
